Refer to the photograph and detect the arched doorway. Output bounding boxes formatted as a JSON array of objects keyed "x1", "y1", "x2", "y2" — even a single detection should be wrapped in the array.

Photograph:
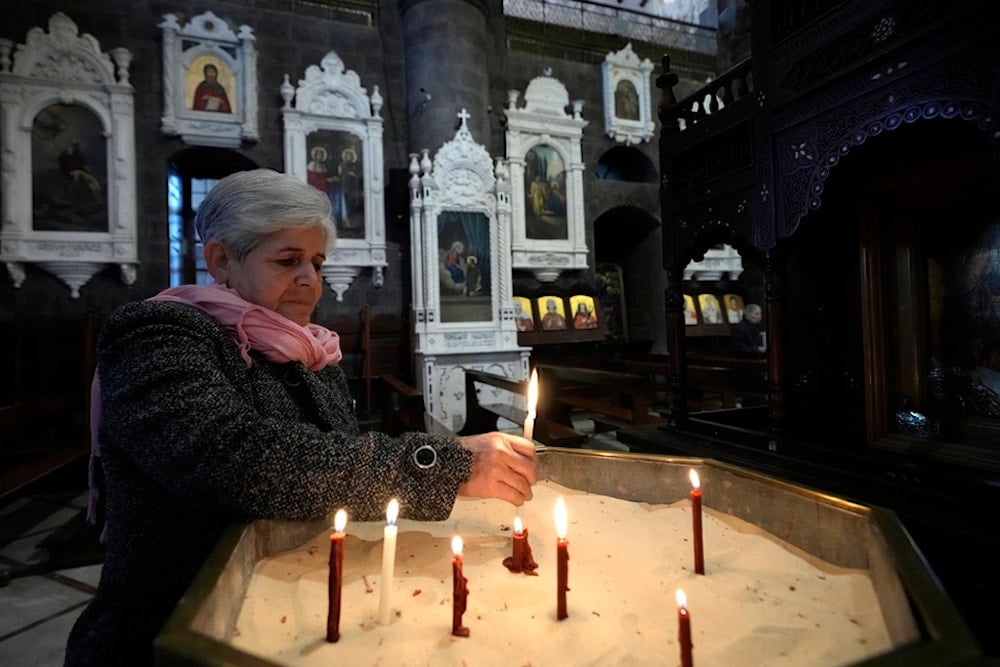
[
  {"x1": 593, "y1": 205, "x2": 664, "y2": 353},
  {"x1": 166, "y1": 147, "x2": 257, "y2": 286}
]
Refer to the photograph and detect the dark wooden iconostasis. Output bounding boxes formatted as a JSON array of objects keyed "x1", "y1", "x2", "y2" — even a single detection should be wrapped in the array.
[
  {"x1": 635, "y1": 1, "x2": 1000, "y2": 656},
  {"x1": 782, "y1": 121, "x2": 1000, "y2": 471}
]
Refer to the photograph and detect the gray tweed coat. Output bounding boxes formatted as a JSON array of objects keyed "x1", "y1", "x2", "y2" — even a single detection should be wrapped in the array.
[{"x1": 65, "y1": 300, "x2": 472, "y2": 666}]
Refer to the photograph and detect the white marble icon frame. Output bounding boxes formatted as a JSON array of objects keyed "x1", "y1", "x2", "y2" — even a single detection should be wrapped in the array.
[
  {"x1": 280, "y1": 50, "x2": 387, "y2": 301},
  {"x1": 159, "y1": 11, "x2": 259, "y2": 148},
  {"x1": 602, "y1": 43, "x2": 656, "y2": 145},
  {"x1": 504, "y1": 70, "x2": 590, "y2": 283},
  {"x1": 0, "y1": 12, "x2": 138, "y2": 297}
]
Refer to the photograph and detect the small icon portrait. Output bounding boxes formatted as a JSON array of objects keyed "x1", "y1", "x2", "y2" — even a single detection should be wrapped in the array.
[
  {"x1": 724, "y1": 294, "x2": 745, "y2": 324},
  {"x1": 190, "y1": 61, "x2": 233, "y2": 113},
  {"x1": 683, "y1": 294, "x2": 698, "y2": 325},
  {"x1": 698, "y1": 294, "x2": 723, "y2": 324},
  {"x1": 537, "y1": 296, "x2": 567, "y2": 331},
  {"x1": 570, "y1": 295, "x2": 598, "y2": 330},
  {"x1": 513, "y1": 296, "x2": 534, "y2": 332}
]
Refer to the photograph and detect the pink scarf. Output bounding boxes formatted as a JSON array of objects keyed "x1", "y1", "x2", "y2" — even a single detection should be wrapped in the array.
[{"x1": 87, "y1": 283, "x2": 342, "y2": 532}]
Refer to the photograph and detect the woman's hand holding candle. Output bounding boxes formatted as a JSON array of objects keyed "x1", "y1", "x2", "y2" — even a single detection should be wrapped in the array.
[{"x1": 456, "y1": 432, "x2": 537, "y2": 506}]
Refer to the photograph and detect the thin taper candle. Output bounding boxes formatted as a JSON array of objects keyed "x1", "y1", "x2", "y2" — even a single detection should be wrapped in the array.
[
  {"x1": 523, "y1": 368, "x2": 538, "y2": 441},
  {"x1": 378, "y1": 499, "x2": 399, "y2": 625},
  {"x1": 690, "y1": 469, "x2": 704, "y2": 575},
  {"x1": 555, "y1": 496, "x2": 569, "y2": 620},
  {"x1": 451, "y1": 535, "x2": 470, "y2": 637},
  {"x1": 326, "y1": 509, "x2": 347, "y2": 642},
  {"x1": 677, "y1": 589, "x2": 694, "y2": 667}
]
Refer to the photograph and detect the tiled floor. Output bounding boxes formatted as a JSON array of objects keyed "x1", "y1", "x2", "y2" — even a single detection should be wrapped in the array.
[
  {"x1": 0, "y1": 419, "x2": 626, "y2": 666},
  {"x1": 0, "y1": 484, "x2": 102, "y2": 667}
]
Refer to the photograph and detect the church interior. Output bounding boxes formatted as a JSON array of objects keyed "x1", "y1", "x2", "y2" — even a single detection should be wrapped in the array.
[{"x1": 1, "y1": 0, "x2": 999, "y2": 663}]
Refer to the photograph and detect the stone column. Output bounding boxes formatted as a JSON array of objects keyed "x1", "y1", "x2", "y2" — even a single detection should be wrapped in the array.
[{"x1": 400, "y1": 0, "x2": 492, "y2": 154}]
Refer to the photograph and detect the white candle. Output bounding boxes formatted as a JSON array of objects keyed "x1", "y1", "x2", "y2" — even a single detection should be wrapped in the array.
[
  {"x1": 523, "y1": 368, "x2": 538, "y2": 441},
  {"x1": 378, "y1": 498, "x2": 399, "y2": 625}
]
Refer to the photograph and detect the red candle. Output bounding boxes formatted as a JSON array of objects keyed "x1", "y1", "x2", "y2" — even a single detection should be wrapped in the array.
[
  {"x1": 690, "y1": 469, "x2": 704, "y2": 575},
  {"x1": 676, "y1": 589, "x2": 694, "y2": 667},
  {"x1": 503, "y1": 515, "x2": 539, "y2": 575},
  {"x1": 451, "y1": 535, "x2": 470, "y2": 637},
  {"x1": 327, "y1": 509, "x2": 347, "y2": 642},
  {"x1": 555, "y1": 496, "x2": 569, "y2": 620},
  {"x1": 511, "y1": 516, "x2": 525, "y2": 572}
]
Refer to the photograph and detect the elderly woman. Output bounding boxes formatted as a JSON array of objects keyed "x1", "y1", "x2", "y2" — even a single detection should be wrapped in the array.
[{"x1": 65, "y1": 169, "x2": 537, "y2": 666}]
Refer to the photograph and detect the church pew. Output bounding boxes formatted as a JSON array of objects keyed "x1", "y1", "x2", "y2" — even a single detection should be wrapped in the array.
[
  {"x1": 534, "y1": 364, "x2": 668, "y2": 433},
  {"x1": 457, "y1": 369, "x2": 587, "y2": 447}
]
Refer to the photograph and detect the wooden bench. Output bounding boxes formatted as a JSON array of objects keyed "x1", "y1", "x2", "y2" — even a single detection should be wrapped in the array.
[
  {"x1": 621, "y1": 356, "x2": 767, "y2": 411},
  {"x1": 535, "y1": 364, "x2": 668, "y2": 434},
  {"x1": 457, "y1": 369, "x2": 588, "y2": 447},
  {"x1": 0, "y1": 316, "x2": 96, "y2": 500}
]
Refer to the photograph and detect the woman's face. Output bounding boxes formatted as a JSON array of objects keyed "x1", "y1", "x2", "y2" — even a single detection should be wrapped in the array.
[{"x1": 216, "y1": 225, "x2": 327, "y2": 326}]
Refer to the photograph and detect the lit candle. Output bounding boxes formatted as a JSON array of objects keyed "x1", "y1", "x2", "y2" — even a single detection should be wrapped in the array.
[
  {"x1": 378, "y1": 498, "x2": 399, "y2": 625},
  {"x1": 327, "y1": 509, "x2": 347, "y2": 642},
  {"x1": 503, "y1": 515, "x2": 539, "y2": 575},
  {"x1": 555, "y1": 496, "x2": 569, "y2": 620},
  {"x1": 523, "y1": 368, "x2": 538, "y2": 441},
  {"x1": 511, "y1": 515, "x2": 525, "y2": 572},
  {"x1": 690, "y1": 469, "x2": 704, "y2": 575},
  {"x1": 451, "y1": 535, "x2": 470, "y2": 637},
  {"x1": 676, "y1": 589, "x2": 693, "y2": 667}
]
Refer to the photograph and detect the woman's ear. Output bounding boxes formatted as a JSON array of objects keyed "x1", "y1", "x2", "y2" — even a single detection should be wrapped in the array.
[{"x1": 203, "y1": 240, "x2": 230, "y2": 284}]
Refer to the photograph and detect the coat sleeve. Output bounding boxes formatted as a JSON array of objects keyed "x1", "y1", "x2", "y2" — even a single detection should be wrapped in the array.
[{"x1": 97, "y1": 301, "x2": 472, "y2": 524}]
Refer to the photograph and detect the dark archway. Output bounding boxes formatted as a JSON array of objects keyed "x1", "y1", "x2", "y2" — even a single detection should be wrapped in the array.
[
  {"x1": 166, "y1": 147, "x2": 258, "y2": 285},
  {"x1": 595, "y1": 145, "x2": 658, "y2": 183},
  {"x1": 593, "y1": 205, "x2": 665, "y2": 351}
]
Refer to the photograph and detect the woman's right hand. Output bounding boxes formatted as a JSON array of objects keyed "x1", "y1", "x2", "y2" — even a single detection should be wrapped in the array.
[{"x1": 456, "y1": 432, "x2": 538, "y2": 506}]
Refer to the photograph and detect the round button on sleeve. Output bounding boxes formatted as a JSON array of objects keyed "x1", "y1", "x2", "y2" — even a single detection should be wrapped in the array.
[{"x1": 412, "y1": 444, "x2": 438, "y2": 469}]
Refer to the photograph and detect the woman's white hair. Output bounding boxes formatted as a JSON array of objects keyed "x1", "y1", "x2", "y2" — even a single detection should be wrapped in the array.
[{"x1": 195, "y1": 169, "x2": 336, "y2": 262}]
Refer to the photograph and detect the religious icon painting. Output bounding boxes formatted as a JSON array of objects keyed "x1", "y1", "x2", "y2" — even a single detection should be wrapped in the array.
[
  {"x1": 513, "y1": 296, "x2": 535, "y2": 332},
  {"x1": 523, "y1": 143, "x2": 569, "y2": 241},
  {"x1": 698, "y1": 294, "x2": 723, "y2": 325},
  {"x1": 596, "y1": 263, "x2": 627, "y2": 339},
  {"x1": 601, "y1": 43, "x2": 655, "y2": 145},
  {"x1": 32, "y1": 103, "x2": 108, "y2": 233},
  {"x1": 684, "y1": 294, "x2": 699, "y2": 325},
  {"x1": 569, "y1": 294, "x2": 599, "y2": 330},
  {"x1": 160, "y1": 11, "x2": 258, "y2": 148},
  {"x1": 537, "y1": 296, "x2": 567, "y2": 331},
  {"x1": 187, "y1": 56, "x2": 236, "y2": 114},
  {"x1": 306, "y1": 130, "x2": 365, "y2": 239},
  {"x1": 723, "y1": 294, "x2": 745, "y2": 324},
  {"x1": 438, "y1": 211, "x2": 492, "y2": 323}
]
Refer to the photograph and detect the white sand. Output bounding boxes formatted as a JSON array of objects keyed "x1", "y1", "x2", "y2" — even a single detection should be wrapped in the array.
[{"x1": 232, "y1": 481, "x2": 893, "y2": 666}]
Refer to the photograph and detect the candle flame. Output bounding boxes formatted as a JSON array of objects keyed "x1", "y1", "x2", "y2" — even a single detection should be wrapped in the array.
[
  {"x1": 452, "y1": 535, "x2": 463, "y2": 556},
  {"x1": 526, "y1": 369, "x2": 539, "y2": 420},
  {"x1": 554, "y1": 496, "x2": 568, "y2": 539},
  {"x1": 676, "y1": 588, "x2": 688, "y2": 610},
  {"x1": 689, "y1": 469, "x2": 700, "y2": 490},
  {"x1": 513, "y1": 515, "x2": 524, "y2": 535},
  {"x1": 386, "y1": 498, "x2": 399, "y2": 525},
  {"x1": 334, "y1": 508, "x2": 347, "y2": 533}
]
